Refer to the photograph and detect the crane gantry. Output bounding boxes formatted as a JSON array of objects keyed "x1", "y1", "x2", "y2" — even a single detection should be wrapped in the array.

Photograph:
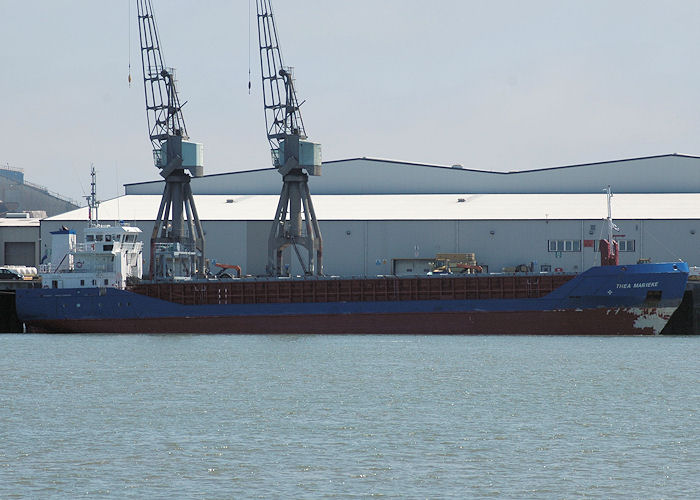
[
  {"x1": 256, "y1": 0, "x2": 323, "y2": 276},
  {"x1": 136, "y1": 0, "x2": 205, "y2": 280}
]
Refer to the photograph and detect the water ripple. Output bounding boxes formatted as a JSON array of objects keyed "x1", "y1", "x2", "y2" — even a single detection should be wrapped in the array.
[{"x1": 0, "y1": 334, "x2": 698, "y2": 498}]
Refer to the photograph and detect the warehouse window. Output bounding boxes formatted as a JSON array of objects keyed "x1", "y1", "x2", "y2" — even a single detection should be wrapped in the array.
[
  {"x1": 593, "y1": 240, "x2": 636, "y2": 252},
  {"x1": 548, "y1": 240, "x2": 581, "y2": 252},
  {"x1": 618, "y1": 240, "x2": 635, "y2": 252}
]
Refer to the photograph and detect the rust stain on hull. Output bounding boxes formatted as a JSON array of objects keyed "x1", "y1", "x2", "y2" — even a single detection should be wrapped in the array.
[{"x1": 29, "y1": 307, "x2": 667, "y2": 335}]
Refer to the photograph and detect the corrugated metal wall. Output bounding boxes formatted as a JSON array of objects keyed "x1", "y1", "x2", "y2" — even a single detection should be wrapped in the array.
[{"x1": 38, "y1": 217, "x2": 700, "y2": 277}]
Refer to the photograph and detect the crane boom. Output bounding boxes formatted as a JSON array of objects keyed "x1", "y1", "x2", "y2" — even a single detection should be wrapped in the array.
[
  {"x1": 256, "y1": 0, "x2": 323, "y2": 276},
  {"x1": 136, "y1": 0, "x2": 205, "y2": 280},
  {"x1": 136, "y1": 0, "x2": 188, "y2": 162},
  {"x1": 256, "y1": 0, "x2": 306, "y2": 150}
]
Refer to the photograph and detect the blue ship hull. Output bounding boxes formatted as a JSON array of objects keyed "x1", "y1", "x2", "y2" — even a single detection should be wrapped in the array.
[{"x1": 15, "y1": 263, "x2": 689, "y2": 334}]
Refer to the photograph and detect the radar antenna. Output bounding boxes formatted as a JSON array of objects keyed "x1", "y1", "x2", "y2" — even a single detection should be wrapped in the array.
[{"x1": 256, "y1": 0, "x2": 323, "y2": 276}]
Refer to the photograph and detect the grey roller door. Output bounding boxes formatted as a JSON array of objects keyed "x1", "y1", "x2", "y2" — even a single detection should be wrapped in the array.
[{"x1": 4, "y1": 242, "x2": 36, "y2": 266}]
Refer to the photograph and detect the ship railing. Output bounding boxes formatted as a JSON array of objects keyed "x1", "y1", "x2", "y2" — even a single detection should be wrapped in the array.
[
  {"x1": 39, "y1": 261, "x2": 115, "y2": 274},
  {"x1": 153, "y1": 242, "x2": 196, "y2": 256},
  {"x1": 123, "y1": 241, "x2": 144, "y2": 251},
  {"x1": 76, "y1": 243, "x2": 96, "y2": 252},
  {"x1": 153, "y1": 242, "x2": 194, "y2": 250},
  {"x1": 74, "y1": 242, "x2": 139, "y2": 252}
]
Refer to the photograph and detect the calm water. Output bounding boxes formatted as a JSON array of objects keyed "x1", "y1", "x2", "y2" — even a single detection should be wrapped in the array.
[{"x1": 0, "y1": 335, "x2": 698, "y2": 499}]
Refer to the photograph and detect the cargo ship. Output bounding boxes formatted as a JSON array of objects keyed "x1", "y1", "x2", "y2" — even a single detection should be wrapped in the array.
[
  {"x1": 12, "y1": 3, "x2": 691, "y2": 335},
  {"x1": 14, "y1": 223, "x2": 689, "y2": 334}
]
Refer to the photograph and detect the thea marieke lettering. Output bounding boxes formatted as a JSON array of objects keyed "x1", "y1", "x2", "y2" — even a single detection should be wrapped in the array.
[{"x1": 616, "y1": 282, "x2": 659, "y2": 289}]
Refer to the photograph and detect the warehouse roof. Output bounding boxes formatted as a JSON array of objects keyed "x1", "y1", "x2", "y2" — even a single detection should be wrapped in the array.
[
  {"x1": 124, "y1": 154, "x2": 700, "y2": 196},
  {"x1": 47, "y1": 193, "x2": 700, "y2": 222},
  {"x1": 0, "y1": 216, "x2": 41, "y2": 227}
]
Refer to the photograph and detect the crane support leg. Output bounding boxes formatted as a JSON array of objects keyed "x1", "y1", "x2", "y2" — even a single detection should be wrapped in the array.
[
  {"x1": 149, "y1": 172, "x2": 205, "y2": 280},
  {"x1": 267, "y1": 173, "x2": 323, "y2": 276}
]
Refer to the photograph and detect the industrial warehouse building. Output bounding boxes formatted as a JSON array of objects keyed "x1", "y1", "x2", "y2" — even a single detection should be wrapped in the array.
[
  {"x1": 1, "y1": 164, "x2": 77, "y2": 267},
  {"x1": 0, "y1": 214, "x2": 41, "y2": 267},
  {"x1": 39, "y1": 154, "x2": 700, "y2": 276},
  {"x1": 1, "y1": 165, "x2": 79, "y2": 217}
]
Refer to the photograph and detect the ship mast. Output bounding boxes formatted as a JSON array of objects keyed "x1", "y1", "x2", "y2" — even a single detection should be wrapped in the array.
[
  {"x1": 84, "y1": 164, "x2": 100, "y2": 228},
  {"x1": 600, "y1": 185, "x2": 619, "y2": 266},
  {"x1": 606, "y1": 185, "x2": 613, "y2": 244}
]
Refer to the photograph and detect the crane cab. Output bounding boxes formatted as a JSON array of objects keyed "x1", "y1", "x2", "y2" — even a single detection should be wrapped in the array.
[{"x1": 273, "y1": 139, "x2": 322, "y2": 176}]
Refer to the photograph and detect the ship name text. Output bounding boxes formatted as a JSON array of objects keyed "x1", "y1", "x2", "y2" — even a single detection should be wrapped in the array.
[{"x1": 616, "y1": 282, "x2": 659, "y2": 289}]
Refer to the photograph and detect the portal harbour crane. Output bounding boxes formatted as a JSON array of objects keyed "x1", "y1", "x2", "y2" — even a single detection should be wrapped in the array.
[
  {"x1": 136, "y1": 0, "x2": 205, "y2": 280},
  {"x1": 256, "y1": 0, "x2": 323, "y2": 276}
]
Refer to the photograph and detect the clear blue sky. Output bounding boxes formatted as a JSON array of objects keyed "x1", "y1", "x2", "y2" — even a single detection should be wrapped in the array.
[{"x1": 2, "y1": 0, "x2": 700, "y2": 203}]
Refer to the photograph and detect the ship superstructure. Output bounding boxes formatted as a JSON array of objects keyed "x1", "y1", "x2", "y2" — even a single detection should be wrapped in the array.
[
  {"x1": 39, "y1": 167, "x2": 143, "y2": 290},
  {"x1": 40, "y1": 224, "x2": 143, "y2": 290}
]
